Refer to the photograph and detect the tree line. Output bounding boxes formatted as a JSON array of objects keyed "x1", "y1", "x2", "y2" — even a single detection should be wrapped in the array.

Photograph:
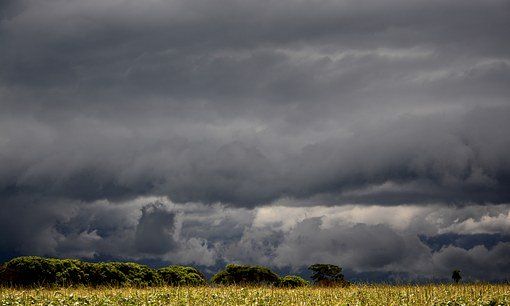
[{"x1": 0, "y1": 256, "x2": 348, "y2": 288}]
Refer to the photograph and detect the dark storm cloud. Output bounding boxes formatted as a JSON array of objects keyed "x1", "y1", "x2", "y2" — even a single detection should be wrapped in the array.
[
  {"x1": 134, "y1": 203, "x2": 177, "y2": 254},
  {"x1": 420, "y1": 233, "x2": 510, "y2": 252},
  {"x1": 1, "y1": 107, "x2": 509, "y2": 206},
  {"x1": 0, "y1": 198, "x2": 215, "y2": 264},
  {"x1": 0, "y1": 196, "x2": 78, "y2": 261},
  {"x1": 1, "y1": 0, "x2": 510, "y2": 281},
  {"x1": 0, "y1": 1, "x2": 510, "y2": 206},
  {"x1": 1, "y1": 0, "x2": 509, "y2": 207}
]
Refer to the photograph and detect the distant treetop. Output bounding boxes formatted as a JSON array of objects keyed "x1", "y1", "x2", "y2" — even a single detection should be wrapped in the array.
[{"x1": 308, "y1": 264, "x2": 348, "y2": 287}]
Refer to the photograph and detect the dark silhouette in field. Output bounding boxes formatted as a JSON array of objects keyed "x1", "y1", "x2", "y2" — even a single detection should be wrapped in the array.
[
  {"x1": 452, "y1": 270, "x2": 462, "y2": 283},
  {"x1": 308, "y1": 264, "x2": 349, "y2": 287}
]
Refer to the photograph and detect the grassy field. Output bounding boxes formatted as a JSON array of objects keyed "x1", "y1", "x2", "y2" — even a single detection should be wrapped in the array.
[{"x1": 1, "y1": 284, "x2": 509, "y2": 305}]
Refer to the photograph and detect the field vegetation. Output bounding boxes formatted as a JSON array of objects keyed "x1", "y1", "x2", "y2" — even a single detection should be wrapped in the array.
[
  {"x1": 1, "y1": 284, "x2": 509, "y2": 305},
  {"x1": 1, "y1": 257, "x2": 509, "y2": 305}
]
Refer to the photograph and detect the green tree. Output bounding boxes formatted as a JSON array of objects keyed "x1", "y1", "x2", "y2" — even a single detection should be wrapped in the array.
[
  {"x1": 308, "y1": 264, "x2": 348, "y2": 287},
  {"x1": 0, "y1": 256, "x2": 208, "y2": 288}
]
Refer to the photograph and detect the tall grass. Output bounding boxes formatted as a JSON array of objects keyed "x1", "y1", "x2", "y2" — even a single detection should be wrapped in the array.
[{"x1": 1, "y1": 284, "x2": 509, "y2": 305}]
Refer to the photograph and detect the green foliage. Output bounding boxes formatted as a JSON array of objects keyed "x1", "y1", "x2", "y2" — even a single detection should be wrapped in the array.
[
  {"x1": 158, "y1": 266, "x2": 206, "y2": 286},
  {"x1": 211, "y1": 264, "x2": 280, "y2": 285},
  {"x1": 85, "y1": 262, "x2": 161, "y2": 287},
  {"x1": 278, "y1": 275, "x2": 309, "y2": 288},
  {"x1": 0, "y1": 257, "x2": 352, "y2": 290},
  {"x1": 0, "y1": 256, "x2": 208, "y2": 288},
  {"x1": 0, "y1": 256, "x2": 87, "y2": 287},
  {"x1": 308, "y1": 263, "x2": 348, "y2": 287}
]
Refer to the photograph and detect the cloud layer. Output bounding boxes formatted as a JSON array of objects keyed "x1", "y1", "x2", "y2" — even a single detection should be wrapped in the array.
[
  {"x1": 1, "y1": 0, "x2": 510, "y2": 280},
  {"x1": 1, "y1": 0, "x2": 510, "y2": 207}
]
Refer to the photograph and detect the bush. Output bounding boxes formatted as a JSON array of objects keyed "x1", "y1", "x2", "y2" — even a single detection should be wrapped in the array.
[
  {"x1": 158, "y1": 266, "x2": 206, "y2": 286},
  {"x1": 52, "y1": 259, "x2": 89, "y2": 285},
  {"x1": 85, "y1": 262, "x2": 161, "y2": 287},
  {"x1": 0, "y1": 256, "x2": 88, "y2": 287},
  {"x1": 0, "y1": 256, "x2": 207, "y2": 288},
  {"x1": 278, "y1": 275, "x2": 309, "y2": 288},
  {"x1": 211, "y1": 264, "x2": 280, "y2": 286}
]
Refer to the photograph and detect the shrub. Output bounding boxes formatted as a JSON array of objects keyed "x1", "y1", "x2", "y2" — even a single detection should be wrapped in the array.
[
  {"x1": 0, "y1": 256, "x2": 208, "y2": 288},
  {"x1": 158, "y1": 266, "x2": 206, "y2": 286},
  {"x1": 278, "y1": 275, "x2": 309, "y2": 288},
  {"x1": 83, "y1": 262, "x2": 161, "y2": 287},
  {"x1": 211, "y1": 264, "x2": 280, "y2": 286},
  {"x1": 52, "y1": 259, "x2": 89, "y2": 285},
  {"x1": 0, "y1": 256, "x2": 88, "y2": 287}
]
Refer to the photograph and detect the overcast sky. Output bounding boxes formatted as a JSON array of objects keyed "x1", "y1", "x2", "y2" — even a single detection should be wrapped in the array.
[{"x1": 1, "y1": 0, "x2": 510, "y2": 282}]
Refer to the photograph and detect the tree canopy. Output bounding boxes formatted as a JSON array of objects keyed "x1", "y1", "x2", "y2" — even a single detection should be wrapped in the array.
[
  {"x1": 211, "y1": 264, "x2": 280, "y2": 285},
  {"x1": 308, "y1": 264, "x2": 348, "y2": 287},
  {"x1": 0, "y1": 256, "x2": 204, "y2": 287}
]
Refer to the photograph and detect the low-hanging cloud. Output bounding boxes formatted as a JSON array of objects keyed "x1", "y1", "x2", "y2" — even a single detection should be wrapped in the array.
[
  {"x1": 1, "y1": 107, "x2": 509, "y2": 206},
  {"x1": 3, "y1": 197, "x2": 510, "y2": 281}
]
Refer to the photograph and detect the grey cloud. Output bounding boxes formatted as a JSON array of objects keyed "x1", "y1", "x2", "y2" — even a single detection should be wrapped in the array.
[
  {"x1": 1, "y1": 107, "x2": 509, "y2": 207},
  {"x1": 0, "y1": 198, "x2": 209, "y2": 264},
  {"x1": 134, "y1": 203, "x2": 177, "y2": 255},
  {"x1": 1, "y1": 1, "x2": 509, "y2": 209},
  {"x1": 286, "y1": 108, "x2": 510, "y2": 205},
  {"x1": 0, "y1": 196, "x2": 78, "y2": 260},
  {"x1": 221, "y1": 226, "x2": 285, "y2": 266},
  {"x1": 2, "y1": 199, "x2": 510, "y2": 280},
  {"x1": 432, "y1": 243, "x2": 510, "y2": 281},
  {"x1": 1, "y1": 0, "x2": 510, "y2": 281},
  {"x1": 2, "y1": 0, "x2": 509, "y2": 111},
  {"x1": 271, "y1": 217, "x2": 431, "y2": 273},
  {"x1": 420, "y1": 233, "x2": 510, "y2": 252}
]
